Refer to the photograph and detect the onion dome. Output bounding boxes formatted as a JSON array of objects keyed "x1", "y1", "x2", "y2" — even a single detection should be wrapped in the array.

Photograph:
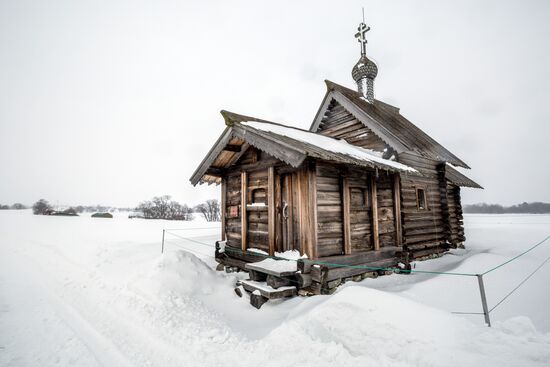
[{"x1": 352, "y1": 55, "x2": 378, "y2": 82}]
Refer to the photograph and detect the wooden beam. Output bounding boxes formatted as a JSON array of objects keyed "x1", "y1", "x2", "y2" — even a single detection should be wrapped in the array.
[
  {"x1": 223, "y1": 144, "x2": 242, "y2": 152},
  {"x1": 370, "y1": 173, "x2": 380, "y2": 251},
  {"x1": 308, "y1": 161, "x2": 318, "y2": 259},
  {"x1": 241, "y1": 171, "x2": 248, "y2": 251},
  {"x1": 393, "y1": 174, "x2": 402, "y2": 247},
  {"x1": 225, "y1": 142, "x2": 249, "y2": 168},
  {"x1": 190, "y1": 127, "x2": 233, "y2": 186},
  {"x1": 342, "y1": 176, "x2": 352, "y2": 255},
  {"x1": 221, "y1": 176, "x2": 227, "y2": 241},
  {"x1": 267, "y1": 166, "x2": 276, "y2": 256},
  {"x1": 437, "y1": 164, "x2": 452, "y2": 244},
  {"x1": 205, "y1": 167, "x2": 223, "y2": 176},
  {"x1": 297, "y1": 164, "x2": 317, "y2": 258}
]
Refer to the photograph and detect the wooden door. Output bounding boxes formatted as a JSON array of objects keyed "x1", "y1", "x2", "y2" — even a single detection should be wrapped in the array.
[{"x1": 277, "y1": 173, "x2": 298, "y2": 253}]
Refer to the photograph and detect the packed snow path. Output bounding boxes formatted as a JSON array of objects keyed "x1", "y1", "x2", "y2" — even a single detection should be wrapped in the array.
[{"x1": 1, "y1": 210, "x2": 549, "y2": 366}]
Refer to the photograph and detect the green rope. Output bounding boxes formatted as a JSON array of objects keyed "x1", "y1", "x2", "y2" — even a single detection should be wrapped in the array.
[
  {"x1": 489, "y1": 252, "x2": 550, "y2": 312},
  {"x1": 482, "y1": 234, "x2": 550, "y2": 275},
  {"x1": 165, "y1": 229, "x2": 550, "y2": 278},
  {"x1": 164, "y1": 230, "x2": 218, "y2": 248}
]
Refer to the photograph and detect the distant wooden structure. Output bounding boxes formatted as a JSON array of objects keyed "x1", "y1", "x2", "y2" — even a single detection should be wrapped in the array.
[{"x1": 190, "y1": 18, "x2": 481, "y2": 302}]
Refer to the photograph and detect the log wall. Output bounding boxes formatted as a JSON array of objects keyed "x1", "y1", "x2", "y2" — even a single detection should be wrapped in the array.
[
  {"x1": 225, "y1": 172, "x2": 242, "y2": 249},
  {"x1": 316, "y1": 162, "x2": 344, "y2": 257},
  {"x1": 224, "y1": 147, "x2": 272, "y2": 252},
  {"x1": 247, "y1": 169, "x2": 269, "y2": 252},
  {"x1": 447, "y1": 184, "x2": 465, "y2": 246},
  {"x1": 398, "y1": 153, "x2": 447, "y2": 258}
]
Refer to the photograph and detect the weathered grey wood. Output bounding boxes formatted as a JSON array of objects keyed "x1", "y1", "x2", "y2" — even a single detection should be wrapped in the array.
[
  {"x1": 308, "y1": 161, "x2": 318, "y2": 259},
  {"x1": 394, "y1": 174, "x2": 402, "y2": 247},
  {"x1": 370, "y1": 174, "x2": 380, "y2": 250},
  {"x1": 342, "y1": 176, "x2": 352, "y2": 255},
  {"x1": 248, "y1": 269, "x2": 268, "y2": 281},
  {"x1": 241, "y1": 280, "x2": 297, "y2": 299},
  {"x1": 216, "y1": 253, "x2": 248, "y2": 270},
  {"x1": 266, "y1": 275, "x2": 293, "y2": 289},
  {"x1": 232, "y1": 126, "x2": 306, "y2": 168},
  {"x1": 294, "y1": 273, "x2": 312, "y2": 288},
  {"x1": 250, "y1": 293, "x2": 269, "y2": 309},
  {"x1": 189, "y1": 127, "x2": 233, "y2": 185},
  {"x1": 245, "y1": 262, "x2": 297, "y2": 277},
  {"x1": 313, "y1": 247, "x2": 401, "y2": 266},
  {"x1": 297, "y1": 259, "x2": 312, "y2": 274},
  {"x1": 323, "y1": 257, "x2": 398, "y2": 282},
  {"x1": 267, "y1": 166, "x2": 276, "y2": 255},
  {"x1": 221, "y1": 176, "x2": 227, "y2": 241},
  {"x1": 310, "y1": 265, "x2": 329, "y2": 283},
  {"x1": 224, "y1": 247, "x2": 265, "y2": 263},
  {"x1": 241, "y1": 171, "x2": 247, "y2": 251}
]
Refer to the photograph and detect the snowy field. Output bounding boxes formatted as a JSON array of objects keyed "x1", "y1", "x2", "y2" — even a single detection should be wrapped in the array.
[{"x1": 1, "y1": 210, "x2": 549, "y2": 366}]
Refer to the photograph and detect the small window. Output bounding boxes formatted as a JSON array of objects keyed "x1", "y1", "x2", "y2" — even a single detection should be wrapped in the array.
[
  {"x1": 350, "y1": 187, "x2": 368, "y2": 209},
  {"x1": 251, "y1": 188, "x2": 266, "y2": 205},
  {"x1": 416, "y1": 188, "x2": 427, "y2": 210}
]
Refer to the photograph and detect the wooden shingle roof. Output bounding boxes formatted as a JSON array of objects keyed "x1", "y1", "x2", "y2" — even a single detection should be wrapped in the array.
[
  {"x1": 445, "y1": 164, "x2": 483, "y2": 189},
  {"x1": 311, "y1": 80, "x2": 471, "y2": 169},
  {"x1": 190, "y1": 110, "x2": 417, "y2": 186}
]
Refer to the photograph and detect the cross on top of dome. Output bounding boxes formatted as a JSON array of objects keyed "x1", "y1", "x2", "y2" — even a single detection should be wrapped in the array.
[{"x1": 354, "y1": 9, "x2": 370, "y2": 56}]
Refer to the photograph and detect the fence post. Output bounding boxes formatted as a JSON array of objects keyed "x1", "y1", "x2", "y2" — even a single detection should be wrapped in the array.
[
  {"x1": 477, "y1": 274, "x2": 491, "y2": 327},
  {"x1": 161, "y1": 229, "x2": 165, "y2": 254}
]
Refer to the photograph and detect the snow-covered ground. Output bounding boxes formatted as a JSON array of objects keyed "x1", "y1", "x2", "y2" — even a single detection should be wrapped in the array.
[{"x1": 0, "y1": 210, "x2": 549, "y2": 366}]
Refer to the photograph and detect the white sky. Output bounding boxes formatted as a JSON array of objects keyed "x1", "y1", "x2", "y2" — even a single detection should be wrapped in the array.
[{"x1": 1, "y1": 0, "x2": 549, "y2": 207}]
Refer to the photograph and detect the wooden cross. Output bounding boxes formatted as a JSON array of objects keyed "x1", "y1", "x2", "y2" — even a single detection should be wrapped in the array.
[{"x1": 355, "y1": 22, "x2": 370, "y2": 56}]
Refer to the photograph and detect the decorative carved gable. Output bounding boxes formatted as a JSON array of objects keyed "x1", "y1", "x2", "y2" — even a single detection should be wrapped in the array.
[{"x1": 316, "y1": 99, "x2": 396, "y2": 158}]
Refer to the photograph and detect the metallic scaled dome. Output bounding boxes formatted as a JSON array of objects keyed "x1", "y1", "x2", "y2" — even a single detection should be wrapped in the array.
[{"x1": 351, "y1": 55, "x2": 378, "y2": 82}]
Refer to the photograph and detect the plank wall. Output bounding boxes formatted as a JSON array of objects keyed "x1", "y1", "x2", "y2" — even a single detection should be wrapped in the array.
[
  {"x1": 376, "y1": 172, "x2": 397, "y2": 248},
  {"x1": 347, "y1": 167, "x2": 373, "y2": 252},
  {"x1": 316, "y1": 100, "x2": 390, "y2": 153}
]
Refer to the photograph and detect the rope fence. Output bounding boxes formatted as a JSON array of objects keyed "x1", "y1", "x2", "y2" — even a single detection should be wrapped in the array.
[{"x1": 161, "y1": 228, "x2": 550, "y2": 327}]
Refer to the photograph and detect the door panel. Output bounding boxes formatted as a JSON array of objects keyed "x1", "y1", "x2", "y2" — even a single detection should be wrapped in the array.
[{"x1": 277, "y1": 173, "x2": 299, "y2": 253}]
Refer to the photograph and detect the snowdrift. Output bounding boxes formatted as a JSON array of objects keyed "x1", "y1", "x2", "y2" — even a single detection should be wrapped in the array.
[
  {"x1": 2, "y1": 211, "x2": 549, "y2": 367},
  {"x1": 129, "y1": 250, "x2": 550, "y2": 367}
]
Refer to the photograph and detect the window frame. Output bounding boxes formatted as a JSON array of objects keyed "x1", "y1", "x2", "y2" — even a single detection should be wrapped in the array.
[
  {"x1": 415, "y1": 186, "x2": 428, "y2": 211},
  {"x1": 350, "y1": 186, "x2": 369, "y2": 210}
]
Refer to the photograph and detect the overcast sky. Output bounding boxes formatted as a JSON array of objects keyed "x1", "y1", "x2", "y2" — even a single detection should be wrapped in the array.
[{"x1": 1, "y1": 0, "x2": 549, "y2": 207}]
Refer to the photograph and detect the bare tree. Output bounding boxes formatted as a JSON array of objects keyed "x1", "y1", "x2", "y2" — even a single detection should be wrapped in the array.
[
  {"x1": 32, "y1": 199, "x2": 53, "y2": 215},
  {"x1": 137, "y1": 195, "x2": 194, "y2": 220},
  {"x1": 195, "y1": 199, "x2": 220, "y2": 222},
  {"x1": 11, "y1": 203, "x2": 27, "y2": 210}
]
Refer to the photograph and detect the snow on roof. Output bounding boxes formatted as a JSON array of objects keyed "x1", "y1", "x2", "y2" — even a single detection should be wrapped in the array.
[{"x1": 242, "y1": 121, "x2": 417, "y2": 173}]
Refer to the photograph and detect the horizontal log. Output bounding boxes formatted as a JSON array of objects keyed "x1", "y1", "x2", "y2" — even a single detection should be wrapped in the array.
[{"x1": 322, "y1": 258, "x2": 399, "y2": 282}]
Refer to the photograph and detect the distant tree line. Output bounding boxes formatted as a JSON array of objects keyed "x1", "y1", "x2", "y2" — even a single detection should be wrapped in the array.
[
  {"x1": 25, "y1": 196, "x2": 221, "y2": 222},
  {"x1": 464, "y1": 202, "x2": 550, "y2": 214},
  {"x1": 0, "y1": 203, "x2": 27, "y2": 210},
  {"x1": 137, "y1": 195, "x2": 194, "y2": 221},
  {"x1": 135, "y1": 195, "x2": 221, "y2": 222}
]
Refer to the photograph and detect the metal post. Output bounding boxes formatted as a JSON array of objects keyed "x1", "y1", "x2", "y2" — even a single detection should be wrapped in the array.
[
  {"x1": 161, "y1": 229, "x2": 165, "y2": 254},
  {"x1": 477, "y1": 274, "x2": 491, "y2": 327}
]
